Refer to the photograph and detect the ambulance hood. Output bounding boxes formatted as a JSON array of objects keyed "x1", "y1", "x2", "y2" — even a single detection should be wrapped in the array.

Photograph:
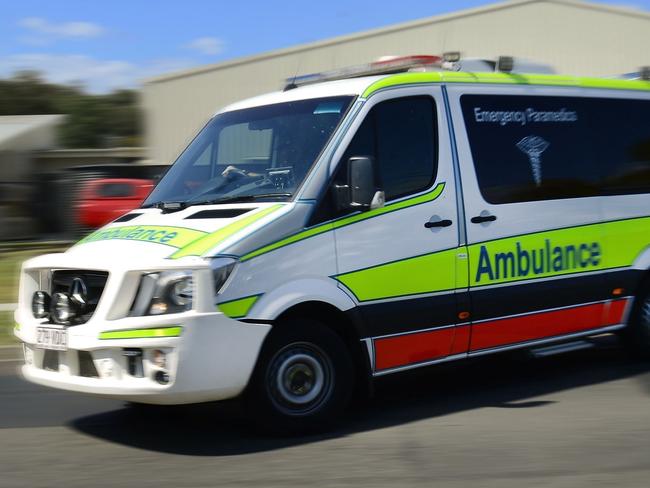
[{"x1": 67, "y1": 203, "x2": 288, "y2": 262}]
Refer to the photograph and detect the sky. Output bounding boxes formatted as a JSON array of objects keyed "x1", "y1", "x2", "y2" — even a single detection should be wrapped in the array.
[{"x1": 0, "y1": 0, "x2": 648, "y2": 93}]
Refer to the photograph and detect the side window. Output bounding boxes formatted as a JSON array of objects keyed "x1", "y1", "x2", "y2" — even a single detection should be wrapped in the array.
[
  {"x1": 461, "y1": 95, "x2": 598, "y2": 204},
  {"x1": 461, "y1": 94, "x2": 650, "y2": 204},
  {"x1": 337, "y1": 96, "x2": 437, "y2": 202},
  {"x1": 593, "y1": 98, "x2": 650, "y2": 195},
  {"x1": 339, "y1": 96, "x2": 437, "y2": 201}
]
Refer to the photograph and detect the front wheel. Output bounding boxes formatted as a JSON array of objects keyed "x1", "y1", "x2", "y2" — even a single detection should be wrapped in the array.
[{"x1": 245, "y1": 319, "x2": 354, "y2": 435}]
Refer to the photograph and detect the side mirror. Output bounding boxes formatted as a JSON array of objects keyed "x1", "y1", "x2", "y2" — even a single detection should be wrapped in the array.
[
  {"x1": 349, "y1": 156, "x2": 375, "y2": 208},
  {"x1": 334, "y1": 156, "x2": 385, "y2": 212}
]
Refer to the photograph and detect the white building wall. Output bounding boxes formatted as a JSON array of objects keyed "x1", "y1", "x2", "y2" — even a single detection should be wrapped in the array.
[{"x1": 143, "y1": 0, "x2": 650, "y2": 163}]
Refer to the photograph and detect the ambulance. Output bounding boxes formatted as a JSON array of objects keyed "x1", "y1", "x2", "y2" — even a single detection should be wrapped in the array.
[{"x1": 14, "y1": 55, "x2": 650, "y2": 432}]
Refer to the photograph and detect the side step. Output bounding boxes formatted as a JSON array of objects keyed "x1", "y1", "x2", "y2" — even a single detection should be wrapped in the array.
[{"x1": 530, "y1": 340, "x2": 595, "y2": 358}]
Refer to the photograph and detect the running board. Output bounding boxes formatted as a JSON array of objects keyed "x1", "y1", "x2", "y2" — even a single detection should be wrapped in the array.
[{"x1": 529, "y1": 340, "x2": 595, "y2": 358}]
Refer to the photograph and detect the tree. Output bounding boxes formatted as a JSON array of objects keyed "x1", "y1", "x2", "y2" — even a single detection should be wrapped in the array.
[{"x1": 0, "y1": 71, "x2": 143, "y2": 148}]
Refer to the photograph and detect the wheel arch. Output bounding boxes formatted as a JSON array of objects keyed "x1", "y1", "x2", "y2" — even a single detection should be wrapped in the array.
[
  {"x1": 631, "y1": 246, "x2": 650, "y2": 274},
  {"x1": 270, "y1": 300, "x2": 373, "y2": 398},
  {"x1": 626, "y1": 267, "x2": 650, "y2": 319},
  {"x1": 627, "y1": 249, "x2": 650, "y2": 311}
]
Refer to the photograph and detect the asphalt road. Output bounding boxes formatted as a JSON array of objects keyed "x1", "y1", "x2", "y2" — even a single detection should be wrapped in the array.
[{"x1": 2, "y1": 336, "x2": 650, "y2": 488}]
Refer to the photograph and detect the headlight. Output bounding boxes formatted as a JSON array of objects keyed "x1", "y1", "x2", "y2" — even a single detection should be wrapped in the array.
[
  {"x1": 32, "y1": 291, "x2": 51, "y2": 319},
  {"x1": 51, "y1": 292, "x2": 85, "y2": 324},
  {"x1": 210, "y1": 257, "x2": 237, "y2": 294},
  {"x1": 169, "y1": 279, "x2": 193, "y2": 307},
  {"x1": 51, "y1": 293, "x2": 73, "y2": 323},
  {"x1": 130, "y1": 270, "x2": 194, "y2": 317}
]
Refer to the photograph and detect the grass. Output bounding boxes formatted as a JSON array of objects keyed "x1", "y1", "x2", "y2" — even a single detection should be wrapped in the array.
[
  {"x1": 0, "y1": 311, "x2": 15, "y2": 345},
  {"x1": 0, "y1": 244, "x2": 67, "y2": 345}
]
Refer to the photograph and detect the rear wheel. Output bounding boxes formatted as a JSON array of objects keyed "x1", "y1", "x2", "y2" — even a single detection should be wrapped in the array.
[
  {"x1": 621, "y1": 284, "x2": 650, "y2": 357},
  {"x1": 245, "y1": 318, "x2": 354, "y2": 435}
]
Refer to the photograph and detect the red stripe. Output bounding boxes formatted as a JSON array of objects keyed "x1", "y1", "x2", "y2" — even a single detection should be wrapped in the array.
[
  {"x1": 373, "y1": 299, "x2": 630, "y2": 371},
  {"x1": 450, "y1": 324, "x2": 471, "y2": 355},
  {"x1": 604, "y1": 298, "x2": 628, "y2": 325},
  {"x1": 470, "y1": 299, "x2": 629, "y2": 351},
  {"x1": 374, "y1": 327, "x2": 454, "y2": 371}
]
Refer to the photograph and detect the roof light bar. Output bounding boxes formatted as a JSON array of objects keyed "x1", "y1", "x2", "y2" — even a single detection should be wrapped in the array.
[
  {"x1": 497, "y1": 56, "x2": 514, "y2": 73},
  {"x1": 284, "y1": 55, "x2": 441, "y2": 90},
  {"x1": 283, "y1": 53, "x2": 563, "y2": 90},
  {"x1": 442, "y1": 51, "x2": 461, "y2": 63},
  {"x1": 641, "y1": 66, "x2": 650, "y2": 81}
]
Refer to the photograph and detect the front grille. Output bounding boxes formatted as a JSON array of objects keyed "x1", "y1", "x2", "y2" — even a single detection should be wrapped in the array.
[{"x1": 50, "y1": 270, "x2": 109, "y2": 325}]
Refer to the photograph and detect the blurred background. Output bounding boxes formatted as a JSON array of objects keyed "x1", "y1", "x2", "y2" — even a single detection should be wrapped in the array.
[
  {"x1": 2, "y1": 0, "x2": 650, "y2": 347},
  {"x1": 3, "y1": 0, "x2": 650, "y2": 343},
  {"x1": 1, "y1": 2, "x2": 650, "y2": 484}
]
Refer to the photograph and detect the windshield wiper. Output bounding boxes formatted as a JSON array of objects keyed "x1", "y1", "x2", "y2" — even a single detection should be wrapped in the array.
[
  {"x1": 188, "y1": 193, "x2": 293, "y2": 206},
  {"x1": 141, "y1": 201, "x2": 189, "y2": 213},
  {"x1": 143, "y1": 193, "x2": 292, "y2": 213}
]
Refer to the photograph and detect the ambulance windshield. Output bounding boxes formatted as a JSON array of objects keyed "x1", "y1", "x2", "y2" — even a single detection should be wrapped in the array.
[{"x1": 143, "y1": 96, "x2": 354, "y2": 208}]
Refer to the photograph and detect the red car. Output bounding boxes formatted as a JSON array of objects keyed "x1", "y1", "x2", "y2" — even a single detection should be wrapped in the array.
[{"x1": 76, "y1": 178, "x2": 154, "y2": 229}]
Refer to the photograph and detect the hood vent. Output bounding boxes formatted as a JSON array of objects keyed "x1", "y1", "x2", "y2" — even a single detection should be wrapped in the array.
[
  {"x1": 113, "y1": 212, "x2": 142, "y2": 223},
  {"x1": 185, "y1": 208, "x2": 254, "y2": 219}
]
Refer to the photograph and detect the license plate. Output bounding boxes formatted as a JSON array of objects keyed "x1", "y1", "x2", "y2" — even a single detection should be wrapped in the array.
[{"x1": 36, "y1": 327, "x2": 68, "y2": 351}]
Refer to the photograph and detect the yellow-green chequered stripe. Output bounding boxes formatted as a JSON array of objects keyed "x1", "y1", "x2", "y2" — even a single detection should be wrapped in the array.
[
  {"x1": 362, "y1": 72, "x2": 650, "y2": 98},
  {"x1": 170, "y1": 205, "x2": 283, "y2": 259},
  {"x1": 217, "y1": 295, "x2": 261, "y2": 319},
  {"x1": 334, "y1": 215, "x2": 650, "y2": 303},
  {"x1": 78, "y1": 225, "x2": 207, "y2": 249},
  {"x1": 241, "y1": 183, "x2": 445, "y2": 262},
  {"x1": 336, "y1": 247, "x2": 460, "y2": 302},
  {"x1": 468, "y1": 216, "x2": 650, "y2": 287},
  {"x1": 99, "y1": 326, "x2": 183, "y2": 340}
]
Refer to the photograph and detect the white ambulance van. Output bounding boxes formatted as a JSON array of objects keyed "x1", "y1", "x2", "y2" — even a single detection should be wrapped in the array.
[{"x1": 14, "y1": 56, "x2": 650, "y2": 432}]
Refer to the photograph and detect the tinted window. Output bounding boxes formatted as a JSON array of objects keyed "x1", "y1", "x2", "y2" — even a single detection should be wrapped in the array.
[
  {"x1": 462, "y1": 95, "x2": 595, "y2": 203},
  {"x1": 461, "y1": 95, "x2": 650, "y2": 203},
  {"x1": 593, "y1": 98, "x2": 650, "y2": 195},
  {"x1": 342, "y1": 96, "x2": 437, "y2": 201}
]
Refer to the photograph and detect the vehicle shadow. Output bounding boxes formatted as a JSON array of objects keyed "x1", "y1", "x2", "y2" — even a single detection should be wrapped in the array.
[{"x1": 69, "y1": 336, "x2": 650, "y2": 456}]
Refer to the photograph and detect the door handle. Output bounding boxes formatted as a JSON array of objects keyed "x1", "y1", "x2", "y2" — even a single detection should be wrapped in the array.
[
  {"x1": 424, "y1": 219, "x2": 453, "y2": 228},
  {"x1": 471, "y1": 214, "x2": 497, "y2": 224}
]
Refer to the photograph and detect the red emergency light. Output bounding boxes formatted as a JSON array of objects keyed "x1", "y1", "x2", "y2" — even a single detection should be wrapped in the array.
[{"x1": 285, "y1": 55, "x2": 442, "y2": 90}]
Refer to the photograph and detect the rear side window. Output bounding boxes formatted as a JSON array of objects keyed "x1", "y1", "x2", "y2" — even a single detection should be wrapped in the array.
[
  {"x1": 461, "y1": 94, "x2": 650, "y2": 203},
  {"x1": 342, "y1": 96, "x2": 437, "y2": 201},
  {"x1": 594, "y1": 98, "x2": 650, "y2": 195}
]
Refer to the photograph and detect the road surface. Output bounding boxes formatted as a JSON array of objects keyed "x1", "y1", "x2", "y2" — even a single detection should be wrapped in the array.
[{"x1": 1, "y1": 336, "x2": 649, "y2": 487}]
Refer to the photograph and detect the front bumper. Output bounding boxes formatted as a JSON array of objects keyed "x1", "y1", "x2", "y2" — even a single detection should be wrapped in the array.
[
  {"x1": 16, "y1": 310, "x2": 271, "y2": 404},
  {"x1": 14, "y1": 251, "x2": 271, "y2": 405}
]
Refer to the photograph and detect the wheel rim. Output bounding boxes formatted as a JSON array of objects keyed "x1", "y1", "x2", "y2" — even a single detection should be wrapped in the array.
[{"x1": 266, "y1": 342, "x2": 334, "y2": 415}]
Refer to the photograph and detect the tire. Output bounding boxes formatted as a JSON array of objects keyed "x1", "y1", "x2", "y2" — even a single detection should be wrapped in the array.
[
  {"x1": 621, "y1": 283, "x2": 650, "y2": 357},
  {"x1": 245, "y1": 318, "x2": 354, "y2": 435}
]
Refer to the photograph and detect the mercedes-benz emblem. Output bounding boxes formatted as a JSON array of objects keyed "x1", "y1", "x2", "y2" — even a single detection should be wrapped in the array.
[{"x1": 70, "y1": 277, "x2": 88, "y2": 304}]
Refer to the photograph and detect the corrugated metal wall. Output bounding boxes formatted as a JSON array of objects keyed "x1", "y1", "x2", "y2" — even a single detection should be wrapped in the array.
[{"x1": 143, "y1": 0, "x2": 650, "y2": 163}]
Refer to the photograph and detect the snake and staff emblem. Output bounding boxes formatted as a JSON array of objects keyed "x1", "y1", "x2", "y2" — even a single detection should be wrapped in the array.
[{"x1": 516, "y1": 135, "x2": 550, "y2": 187}]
